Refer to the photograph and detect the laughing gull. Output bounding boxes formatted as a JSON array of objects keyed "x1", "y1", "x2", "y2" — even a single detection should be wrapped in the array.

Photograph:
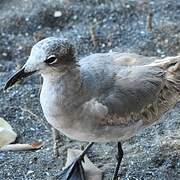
[{"x1": 4, "y1": 37, "x2": 180, "y2": 179}]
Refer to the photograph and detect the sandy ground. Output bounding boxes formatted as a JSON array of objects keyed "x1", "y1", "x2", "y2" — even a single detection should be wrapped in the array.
[{"x1": 0, "y1": 0, "x2": 180, "y2": 179}]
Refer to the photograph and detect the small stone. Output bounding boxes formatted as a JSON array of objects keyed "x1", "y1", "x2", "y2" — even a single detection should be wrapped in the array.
[
  {"x1": 157, "y1": 49, "x2": 162, "y2": 54},
  {"x1": 164, "y1": 39, "x2": 168, "y2": 44},
  {"x1": 54, "y1": 11, "x2": 62, "y2": 17},
  {"x1": 30, "y1": 94, "x2": 35, "y2": 97},
  {"x1": 140, "y1": 31, "x2": 145, "y2": 35},
  {"x1": 2, "y1": 52, "x2": 7, "y2": 57},
  {"x1": 27, "y1": 170, "x2": 34, "y2": 175},
  {"x1": 93, "y1": 18, "x2": 97, "y2": 23},
  {"x1": 30, "y1": 127, "x2": 35, "y2": 131},
  {"x1": 18, "y1": 46, "x2": 23, "y2": 50},
  {"x1": 73, "y1": 15, "x2": 77, "y2": 20},
  {"x1": 45, "y1": 172, "x2": 50, "y2": 176},
  {"x1": 102, "y1": 43, "x2": 106, "y2": 48},
  {"x1": 25, "y1": 17, "x2": 29, "y2": 22},
  {"x1": 107, "y1": 41, "x2": 112, "y2": 47},
  {"x1": 19, "y1": 116, "x2": 24, "y2": 120},
  {"x1": 56, "y1": 29, "x2": 60, "y2": 32},
  {"x1": 37, "y1": 25, "x2": 42, "y2": 29}
]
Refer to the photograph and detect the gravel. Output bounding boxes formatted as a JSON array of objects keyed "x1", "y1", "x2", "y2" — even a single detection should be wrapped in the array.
[{"x1": 0, "y1": 0, "x2": 180, "y2": 179}]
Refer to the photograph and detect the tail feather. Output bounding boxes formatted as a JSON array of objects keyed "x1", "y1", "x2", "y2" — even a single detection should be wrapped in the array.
[
  {"x1": 164, "y1": 56, "x2": 180, "y2": 95},
  {"x1": 150, "y1": 55, "x2": 180, "y2": 69},
  {"x1": 149, "y1": 55, "x2": 180, "y2": 95}
]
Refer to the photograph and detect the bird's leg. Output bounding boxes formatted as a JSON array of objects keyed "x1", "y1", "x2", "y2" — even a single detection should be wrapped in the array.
[
  {"x1": 52, "y1": 127, "x2": 61, "y2": 157},
  {"x1": 58, "y1": 142, "x2": 94, "y2": 180},
  {"x1": 77, "y1": 142, "x2": 94, "y2": 160},
  {"x1": 112, "y1": 142, "x2": 123, "y2": 180}
]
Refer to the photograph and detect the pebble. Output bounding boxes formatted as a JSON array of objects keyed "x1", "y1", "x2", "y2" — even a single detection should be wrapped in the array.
[
  {"x1": 0, "y1": 1, "x2": 179, "y2": 180},
  {"x1": 25, "y1": 17, "x2": 29, "y2": 22},
  {"x1": 30, "y1": 127, "x2": 35, "y2": 131},
  {"x1": 0, "y1": 64, "x2": 5, "y2": 72},
  {"x1": 73, "y1": 15, "x2": 77, "y2": 20},
  {"x1": 54, "y1": 11, "x2": 62, "y2": 17},
  {"x1": 27, "y1": 170, "x2": 34, "y2": 175},
  {"x1": 2, "y1": 52, "x2": 7, "y2": 57},
  {"x1": 157, "y1": 49, "x2": 162, "y2": 54}
]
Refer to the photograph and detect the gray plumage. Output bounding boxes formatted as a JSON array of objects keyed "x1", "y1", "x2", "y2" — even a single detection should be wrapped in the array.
[{"x1": 5, "y1": 37, "x2": 180, "y2": 142}]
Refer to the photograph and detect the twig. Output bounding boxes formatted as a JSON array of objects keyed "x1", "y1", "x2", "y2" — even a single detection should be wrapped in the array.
[
  {"x1": 146, "y1": 12, "x2": 153, "y2": 32},
  {"x1": 38, "y1": 76, "x2": 43, "y2": 96},
  {"x1": 19, "y1": 106, "x2": 42, "y2": 122},
  {"x1": 33, "y1": 31, "x2": 46, "y2": 43},
  {"x1": 90, "y1": 25, "x2": 99, "y2": 47}
]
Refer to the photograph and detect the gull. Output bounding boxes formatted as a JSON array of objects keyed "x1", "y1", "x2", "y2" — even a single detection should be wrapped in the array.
[{"x1": 4, "y1": 37, "x2": 180, "y2": 179}]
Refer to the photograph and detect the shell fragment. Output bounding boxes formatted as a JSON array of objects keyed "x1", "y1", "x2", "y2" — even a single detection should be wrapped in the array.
[{"x1": 0, "y1": 117, "x2": 17, "y2": 148}]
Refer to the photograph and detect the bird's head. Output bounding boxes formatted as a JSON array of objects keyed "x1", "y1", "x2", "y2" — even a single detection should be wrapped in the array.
[{"x1": 4, "y1": 37, "x2": 76, "y2": 90}]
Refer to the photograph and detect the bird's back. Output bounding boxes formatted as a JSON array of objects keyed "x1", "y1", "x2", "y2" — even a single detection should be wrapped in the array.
[{"x1": 75, "y1": 53, "x2": 180, "y2": 141}]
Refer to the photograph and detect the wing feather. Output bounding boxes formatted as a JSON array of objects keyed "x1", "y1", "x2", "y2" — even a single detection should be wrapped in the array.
[{"x1": 102, "y1": 66, "x2": 165, "y2": 116}]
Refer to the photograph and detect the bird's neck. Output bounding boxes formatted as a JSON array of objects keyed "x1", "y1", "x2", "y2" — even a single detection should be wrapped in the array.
[
  {"x1": 41, "y1": 66, "x2": 81, "y2": 87},
  {"x1": 41, "y1": 66, "x2": 83, "y2": 112},
  {"x1": 40, "y1": 67, "x2": 82, "y2": 130}
]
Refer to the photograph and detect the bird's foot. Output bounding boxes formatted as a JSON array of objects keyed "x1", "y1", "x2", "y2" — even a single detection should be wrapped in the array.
[{"x1": 57, "y1": 142, "x2": 94, "y2": 180}]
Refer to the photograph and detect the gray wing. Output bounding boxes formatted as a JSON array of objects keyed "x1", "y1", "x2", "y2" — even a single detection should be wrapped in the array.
[
  {"x1": 79, "y1": 52, "x2": 157, "y2": 96},
  {"x1": 101, "y1": 65, "x2": 165, "y2": 117},
  {"x1": 80, "y1": 52, "x2": 165, "y2": 117}
]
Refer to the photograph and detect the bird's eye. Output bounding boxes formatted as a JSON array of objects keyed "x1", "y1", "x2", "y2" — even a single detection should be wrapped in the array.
[{"x1": 44, "y1": 55, "x2": 58, "y2": 64}]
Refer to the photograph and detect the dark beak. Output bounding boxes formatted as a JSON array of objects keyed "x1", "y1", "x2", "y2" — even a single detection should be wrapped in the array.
[{"x1": 4, "y1": 67, "x2": 36, "y2": 90}]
